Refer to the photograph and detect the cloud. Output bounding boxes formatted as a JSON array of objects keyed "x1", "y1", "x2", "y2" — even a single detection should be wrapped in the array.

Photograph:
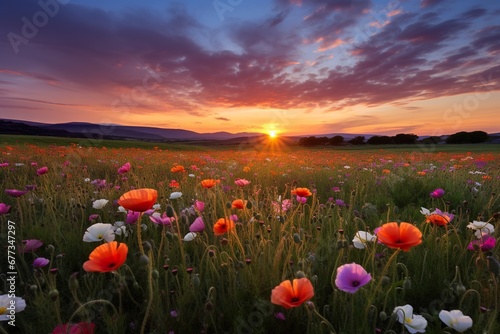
[
  {"x1": 215, "y1": 117, "x2": 230, "y2": 121},
  {"x1": 0, "y1": 0, "x2": 499, "y2": 126}
]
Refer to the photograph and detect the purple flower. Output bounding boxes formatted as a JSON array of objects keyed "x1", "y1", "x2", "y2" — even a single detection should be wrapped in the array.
[
  {"x1": 150, "y1": 212, "x2": 173, "y2": 226},
  {"x1": 467, "y1": 235, "x2": 496, "y2": 252},
  {"x1": 296, "y1": 195, "x2": 307, "y2": 204},
  {"x1": 332, "y1": 187, "x2": 341, "y2": 192},
  {"x1": 0, "y1": 203, "x2": 11, "y2": 215},
  {"x1": 274, "y1": 312, "x2": 286, "y2": 320},
  {"x1": 5, "y1": 189, "x2": 28, "y2": 198},
  {"x1": 335, "y1": 199, "x2": 346, "y2": 207},
  {"x1": 189, "y1": 217, "x2": 205, "y2": 232},
  {"x1": 19, "y1": 239, "x2": 43, "y2": 253},
  {"x1": 430, "y1": 188, "x2": 445, "y2": 199},
  {"x1": 126, "y1": 211, "x2": 140, "y2": 224},
  {"x1": 88, "y1": 214, "x2": 100, "y2": 222},
  {"x1": 33, "y1": 257, "x2": 50, "y2": 268},
  {"x1": 36, "y1": 167, "x2": 48, "y2": 176},
  {"x1": 335, "y1": 262, "x2": 372, "y2": 293},
  {"x1": 25, "y1": 184, "x2": 37, "y2": 191}
]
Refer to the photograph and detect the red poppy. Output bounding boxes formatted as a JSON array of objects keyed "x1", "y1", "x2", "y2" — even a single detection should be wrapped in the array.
[
  {"x1": 213, "y1": 218, "x2": 235, "y2": 235},
  {"x1": 201, "y1": 179, "x2": 219, "y2": 189},
  {"x1": 291, "y1": 187, "x2": 312, "y2": 197},
  {"x1": 376, "y1": 222, "x2": 422, "y2": 252},
  {"x1": 231, "y1": 199, "x2": 245, "y2": 210},
  {"x1": 118, "y1": 188, "x2": 158, "y2": 212},
  {"x1": 271, "y1": 278, "x2": 314, "y2": 309},
  {"x1": 171, "y1": 165, "x2": 185, "y2": 173},
  {"x1": 83, "y1": 241, "x2": 128, "y2": 273},
  {"x1": 426, "y1": 213, "x2": 452, "y2": 226}
]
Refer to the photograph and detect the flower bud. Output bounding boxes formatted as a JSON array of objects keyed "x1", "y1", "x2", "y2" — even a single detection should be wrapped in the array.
[
  {"x1": 295, "y1": 271, "x2": 306, "y2": 278},
  {"x1": 379, "y1": 311, "x2": 387, "y2": 321},
  {"x1": 142, "y1": 241, "x2": 152, "y2": 251},
  {"x1": 192, "y1": 274, "x2": 201, "y2": 287},
  {"x1": 166, "y1": 205, "x2": 175, "y2": 218},
  {"x1": 403, "y1": 277, "x2": 412, "y2": 291},
  {"x1": 49, "y1": 289, "x2": 59, "y2": 301},
  {"x1": 139, "y1": 254, "x2": 149, "y2": 266},
  {"x1": 152, "y1": 270, "x2": 159, "y2": 280},
  {"x1": 293, "y1": 233, "x2": 301, "y2": 244},
  {"x1": 69, "y1": 272, "x2": 79, "y2": 291}
]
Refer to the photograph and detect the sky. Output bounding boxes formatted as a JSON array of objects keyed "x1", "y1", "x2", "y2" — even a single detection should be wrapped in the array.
[{"x1": 0, "y1": 0, "x2": 499, "y2": 137}]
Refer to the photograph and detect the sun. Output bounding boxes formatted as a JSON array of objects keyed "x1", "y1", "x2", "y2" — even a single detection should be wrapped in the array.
[{"x1": 268, "y1": 130, "x2": 277, "y2": 139}]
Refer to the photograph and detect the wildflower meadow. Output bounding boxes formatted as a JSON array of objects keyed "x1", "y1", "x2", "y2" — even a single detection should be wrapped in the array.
[{"x1": 0, "y1": 140, "x2": 499, "y2": 333}]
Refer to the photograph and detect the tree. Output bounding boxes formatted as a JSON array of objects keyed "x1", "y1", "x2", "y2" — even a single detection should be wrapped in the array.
[
  {"x1": 348, "y1": 136, "x2": 365, "y2": 145},
  {"x1": 446, "y1": 131, "x2": 489, "y2": 144},
  {"x1": 329, "y1": 135, "x2": 344, "y2": 146},
  {"x1": 394, "y1": 133, "x2": 418, "y2": 144}
]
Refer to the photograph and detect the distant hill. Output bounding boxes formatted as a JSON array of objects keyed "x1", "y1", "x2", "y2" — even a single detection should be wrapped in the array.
[{"x1": 0, "y1": 119, "x2": 263, "y2": 141}]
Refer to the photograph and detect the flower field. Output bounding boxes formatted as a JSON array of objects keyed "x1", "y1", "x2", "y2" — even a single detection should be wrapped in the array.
[{"x1": 0, "y1": 141, "x2": 499, "y2": 333}]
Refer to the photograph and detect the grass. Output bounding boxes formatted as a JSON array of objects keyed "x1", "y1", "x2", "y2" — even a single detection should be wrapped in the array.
[{"x1": 0, "y1": 136, "x2": 499, "y2": 333}]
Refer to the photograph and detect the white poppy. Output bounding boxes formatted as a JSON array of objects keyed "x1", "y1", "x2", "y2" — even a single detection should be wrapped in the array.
[
  {"x1": 467, "y1": 221, "x2": 495, "y2": 238},
  {"x1": 183, "y1": 232, "x2": 197, "y2": 242},
  {"x1": 439, "y1": 310, "x2": 472, "y2": 333},
  {"x1": 352, "y1": 231, "x2": 376, "y2": 249},
  {"x1": 92, "y1": 199, "x2": 109, "y2": 209},
  {"x1": 393, "y1": 304, "x2": 427, "y2": 333},
  {"x1": 83, "y1": 223, "x2": 115, "y2": 242},
  {"x1": 169, "y1": 192, "x2": 182, "y2": 200},
  {"x1": 0, "y1": 294, "x2": 26, "y2": 321}
]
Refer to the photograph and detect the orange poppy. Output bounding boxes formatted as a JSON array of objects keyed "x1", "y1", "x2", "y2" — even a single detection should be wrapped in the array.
[
  {"x1": 213, "y1": 218, "x2": 235, "y2": 235},
  {"x1": 201, "y1": 179, "x2": 219, "y2": 189},
  {"x1": 291, "y1": 187, "x2": 312, "y2": 197},
  {"x1": 118, "y1": 188, "x2": 158, "y2": 212},
  {"x1": 171, "y1": 165, "x2": 185, "y2": 173},
  {"x1": 231, "y1": 199, "x2": 245, "y2": 210},
  {"x1": 271, "y1": 278, "x2": 314, "y2": 309},
  {"x1": 426, "y1": 213, "x2": 452, "y2": 226},
  {"x1": 83, "y1": 241, "x2": 128, "y2": 273},
  {"x1": 376, "y1": 222, "x2": 422, "y2": 252}
]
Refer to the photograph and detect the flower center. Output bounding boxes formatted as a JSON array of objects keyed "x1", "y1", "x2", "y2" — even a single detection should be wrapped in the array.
[
  {"x1": 352, "y1": 281, "x2": 360, "y2": 287},
  {"x1": 97, "y1": 234, "x2": 103, "y2": 239},
  {"x1": 291, "y1": 297, "x2": 300, "y2": 303},
  {"x1": 0, "y1": 307, "x2": 7, "y2": 315},
  {"x1": 108, "y1": 262, "x2": 116, "y2": 268}
]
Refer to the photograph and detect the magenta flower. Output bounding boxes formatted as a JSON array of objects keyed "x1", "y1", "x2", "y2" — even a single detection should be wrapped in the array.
[
  {"x1": 125, "y1": 210, "x2": 140, "y2": 224},
  {"x1": 0, "y1": 162, "x2": 9, "y2": 167},
  {"x1": 19, "y1": 239, "x2": 43, "y2": 253},
  {"x1": 5, "y1": 189, "x2": 28, "y2": 198},
  {"x1": 150, "y1": 212, "x2": 173, "y2": 226},
  {"x1": 33, "y1": 257, "x2": 50, "y2": 268},
  {"x1": 235, "y1": 178, "x2": 251, "y2": 187},
  {"x1": 36, "y1": 167, "x2": 49, "y2": 175},
  {"x1": 430, "y1": 188, "x2": 445, "y2": 199},
  {"x1": 467, "y1": 235, "x2": 496, "y2": 252},
  {"x1": 189, "y1": 217, "x2": 205, "y2": 232},
  {"x1": 296, "y1": 195, "x2": 307, "y2": 204},
  {"x1": 335, "y1": 199, "x2": 346, "y2": 207},
  {"x1": 335, "y1": 262, "x2": 372, "y2": 293},
  {"x1": 118, "y1": 162, "x2": 131, "y2": 174},
  {"x1": 194, "y1": 200, "x2": 205, "y2": 212},
  {"x1": 0, "y1": 203, "x2": 11, "y2": 215}
]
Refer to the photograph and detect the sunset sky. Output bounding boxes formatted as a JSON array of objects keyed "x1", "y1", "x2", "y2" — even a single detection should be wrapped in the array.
[{"x1": 1, "y1": 0, "x2": 499, "y2": 136}]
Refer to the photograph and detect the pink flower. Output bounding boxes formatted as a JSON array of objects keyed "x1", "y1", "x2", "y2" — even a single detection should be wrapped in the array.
[
  {"x1": 33, "y1": 257, "x2": 50, "y2": 268},
  {"x1": 118, "y1": 162, "x2": 131, "y2": 174},
  {"x1": 189, "y1": 217, "x2": 205, "y2": 232},
  {"x1": 36, "y1": 167, "x2": 49, "y2": 175},
  {"x1": 52, "y1": 322, "x2": 95, "y2": 334},
  {"x1": 5, "y1": 189, "x2": 28, "y2": 197},
  {"x1": 296, "y1": 195, "x2": 307, "y2": 204},
  {"x1": 19, "y1": 239, "x2": 43, "y2": 253},
  {"x1": 430, "y1": 188, "x2": 445, "y2": 199},
  {"x1": 0, "y1": 203, "x2": 11, "y2": 215},
  {"x1": 194, "y1": 200, "x2": 205, "y2": 212},
  {"x1": 150, "y1": 212, "x2": 173, "y2": 225},
  {"x1": 235, "y1": 178, "x2": 251, "y2": 187},
  {"x1": 0, "y1": 162, "x2": 9, "y2": 167}
]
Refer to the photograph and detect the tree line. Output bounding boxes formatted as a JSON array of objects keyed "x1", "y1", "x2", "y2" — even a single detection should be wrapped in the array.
[{"x1": 298, "y1": 131, "x2": 490, "y2": 146}]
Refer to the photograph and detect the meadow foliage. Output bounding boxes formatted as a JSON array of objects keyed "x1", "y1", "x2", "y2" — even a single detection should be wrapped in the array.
[{"x1": 0, "y1": 142, "x2": 499, "y2": 333}]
